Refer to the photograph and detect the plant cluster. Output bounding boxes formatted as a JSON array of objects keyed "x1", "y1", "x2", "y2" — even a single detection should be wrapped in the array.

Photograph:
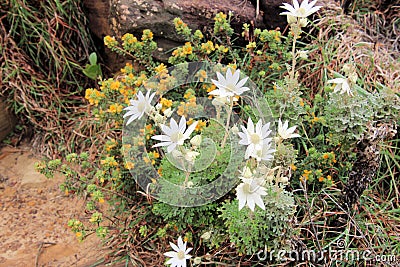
[{"x1": 36, "y1": 0, "x2": 399, "y2": 266}]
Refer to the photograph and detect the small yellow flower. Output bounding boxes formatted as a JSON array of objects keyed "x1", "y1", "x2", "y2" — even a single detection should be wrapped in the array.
[
  {"x1": 155, "y1": 63, "x2": 167, "y2": 74},
  {"x1": 141, "y1": 29, "x2": 154, "y2": 41},
  {"x1": 108, "y1": 103, "x2": 123, "y2": 114},
  {"x1": 124, "y1": 161, "x2": 135, "y2": 170},
  {"x1": 182, "y1": 42, "x2": 193, "y2": 55},
  {"x1": 290, "y1": 164, "x2": 297, "y2": 171},
  {"x1": 104, "y1": 35, "x2": 118, "y2": 47},
  {"x1": 201, "y1": 41, "x2": 215, "y2": 54},
  {"x1": 160, "y1": 98, "x2": 173, "y2": 111},
  {"x1": 76, "y1": 232, "x2": 82, "y2": 238},
  {"x1": 318, "y1": 176, "x2": 324, "y2": 182},
  {"x1": 110, "y1": 80, "x2": 121, "y2": 90},
  {"x1": 195, "y1": 120, "x2": 207, "y2": 131},
  {"x1": 143, "y1": 157, "x2": 151, "y2": 164}
]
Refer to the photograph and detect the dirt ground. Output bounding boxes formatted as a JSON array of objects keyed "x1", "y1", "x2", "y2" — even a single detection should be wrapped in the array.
[{"x1": 0, "y1": 144, "x2": 107, "y2": 267}]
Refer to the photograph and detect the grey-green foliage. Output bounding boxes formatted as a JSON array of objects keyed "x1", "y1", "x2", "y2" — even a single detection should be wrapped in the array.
[
  {"x1": 219, "y1": 188, "x2": 296, "y2": 255},
  {"x1": 324, "y1": 92, "x2": 375, "y2": 147},
  {"x1": 324, "y1": 88, "x2": 400, "y2": 148}
]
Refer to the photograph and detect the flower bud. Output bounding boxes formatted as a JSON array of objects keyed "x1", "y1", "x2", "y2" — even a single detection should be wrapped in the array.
[
  {"x1": 163, "y1": 107, "x2": 173, "y2": 117},
  {"x1": 298, "y1": 50, "x2": 308, "y2": 59},
  {"x1": 241, "y1": 166, "x2": 253, "y2": 179},
  {"x1": 299, "y1": 18, "x2": 308, "y2": 27},
  {"x1": 154, "y1": 113, "x2": 164, "y2": 124},
  {"x1": 286, "y1": 14, "x2": 297, "y2": 24},
  {"x1": 193, "y1": 257, "x2": 202, "y2": 265},
  {"x1": 190, "y1": 135, "x2": 202, "y2": 147},
  {"x1": 280, "y1": 176, "x2": 289, "y2": 184}
]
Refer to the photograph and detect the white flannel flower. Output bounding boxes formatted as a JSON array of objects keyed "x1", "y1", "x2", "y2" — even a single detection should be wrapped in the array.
[
  {"x1": 236, "y1": 178, "x2": 267, "y2": 211},
  {"x1": 123, "y1": 90, "x2": 156, "y2": 125},
  {"x1": 327, "y1": 77, "x2": 354, "y2": 96},
  {"x1": 151, "y1": 116, "x2": 198, "y2": 153},
  {"x1": 278, "y1": 119, "x2": 301, "y2": 140},
  {"x1": 253, "y1": 142, "x2": 276, "y2": 162},
  {"x1": 238, "y1": 118, "x2": 272, "y2": 159},
  {"x1": 210, "y1": 68, "x2": 250, "y2": 98},
  {"x1": 280, "y1": 0, "x2": 322, "y2": 18},
  {"x1": 164, "y1": 236, "x2": 192, "y2": 267}
]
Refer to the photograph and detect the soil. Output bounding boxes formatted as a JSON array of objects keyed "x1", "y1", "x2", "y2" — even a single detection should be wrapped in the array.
[{"x1": 0, "y1": 144, "x2": 106, "y2": 267}]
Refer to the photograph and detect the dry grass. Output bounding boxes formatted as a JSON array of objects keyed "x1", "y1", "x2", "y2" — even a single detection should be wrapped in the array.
[{"x1": 301, "y1": 3, "x2": 399, "y2": 94}]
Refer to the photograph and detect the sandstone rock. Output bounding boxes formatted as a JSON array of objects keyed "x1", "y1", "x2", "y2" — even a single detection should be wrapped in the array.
[
  {"x1": 83, "y1": 0, "x2": 331, "y2": 67},
  {"x1": 0, "y1": 99, "x2": 15, "y2": 142}
]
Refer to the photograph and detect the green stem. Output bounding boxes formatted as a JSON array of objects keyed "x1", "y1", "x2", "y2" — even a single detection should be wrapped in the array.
[
  {"x1": 221, "y1": 96, "x2": 234, "y2": 149},
  {"x1": 290, "y1": 30, "x2": 297, "y2": 82}
]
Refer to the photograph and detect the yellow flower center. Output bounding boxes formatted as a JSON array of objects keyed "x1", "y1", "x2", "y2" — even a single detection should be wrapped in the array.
[
  {"x1": 137, "y1": 102, "x2": 146, "y2": 112},
  {"x1": 250, "y1": 133, "x2": 261, "y2": 144},
  {"x1": 170, "y1": 132, "x2": 184, "y2": 143},
  {"x1": 177, "y1": 251, "x2": 185, "y2": 260},
  {"x1": 225, "y1": 83, "x2": 236, "y2": 93},
  {"x1": 243, "y1": 183, "x2": 252, "y2": 194},
  {"x1": 298, "y1": 7, "x2": 306, "y2": 16}
]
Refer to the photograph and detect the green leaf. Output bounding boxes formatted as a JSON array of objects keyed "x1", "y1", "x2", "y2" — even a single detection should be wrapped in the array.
[{"x1": 89, "y1": 52, "x2": 97, "y2": 65}]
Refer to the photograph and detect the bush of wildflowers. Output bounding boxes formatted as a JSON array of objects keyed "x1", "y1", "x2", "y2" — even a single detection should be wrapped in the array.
[{"x1": 36, "y1": 0, "x2": 399, "y2": 265}]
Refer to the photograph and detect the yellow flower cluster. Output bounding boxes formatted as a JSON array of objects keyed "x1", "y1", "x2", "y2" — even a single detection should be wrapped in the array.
[
  {"x1": 321, "y1": 152, "x2": 337, "y2": 164},
  {"x1": 100, "y1": 156, "x2": 118, "y2": 167},
  {"x1": 85, "y1": 88, "x2": 105, "y2": 106},
  {"x1": 160, "y1": 98, "x2": 173, "y2": 111},
  {"x1": 104, "y1": 35, "x2": 118, "y2": 48},
  {"x1": 124, "y1": 161, "x2": 135, "y2": 170},
  {"x1": 188, "y1": 118, "x2": 207, "y2": 132},
  {"x1": 300, "y1": 169, "x2": 312, "y2": 181},
  {"x1": 201, "y1": 41, "x2": 215, "y2": 54},
  {"x1": 177, "y1": 98, "x2": 197, "y2": 117},
  {"x1": 105, "y1": 139, "x2": 118, "y2": 152},
  {"x1": 122, "y1": 33, "x2": 138, "y2": 44},
  {"x1": 155, "y1": 63, "x2": 167, "y2": 74},
  {"x1": 107, "y1": 103, "x2": 123, "y2": 114},
  {"x1": 196, "y1": 70, "x2": 208, "y2": 82},
  {"x1": 214, "y1": 12, "x2": 227, "y2": 23},
  {"x1": 172, "y1": 42, "x2": 193, "y2": 58},
  {"x1": 215, "y1": 44, "x2": 229, "y2": 53},
  {"x1": 141, "y1": 29, "x2": 154, "y2": 41},
  {"x1": 174, "y1": 17, "x2": 188, "y2": 32}
]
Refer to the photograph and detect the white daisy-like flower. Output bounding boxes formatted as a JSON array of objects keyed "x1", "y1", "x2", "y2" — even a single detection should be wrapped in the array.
[
  {"x1": 123, "y1": 90, "x2": 156, "y2": 125},
  {"x1": 278, "y1": 119, "x2": 301, "y2": 140},
  {"x1": 238, "y1": 118, "x2": 272, "y2": 159},
  {"x1": 151, "y1": 116, "x2": 198, "y2": 153},
  {"x1": 280, "y1": 0, "x2": 322, "y2": 18},
  {"x1": 236, "y1": 178, "x2": 267, "y2": 211},
  {"x1": 210, "y1": 68, "x2": 250, "y2": 98},
  {"x1": 164, "y1": 236, "x2": 192, "y2": 267},
  {"x1": 327, "y1": 77, "x2": 353, "y2": 96},
  {"x1": 253, "y1": 142, "x2": 276, "y2": 162}
]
